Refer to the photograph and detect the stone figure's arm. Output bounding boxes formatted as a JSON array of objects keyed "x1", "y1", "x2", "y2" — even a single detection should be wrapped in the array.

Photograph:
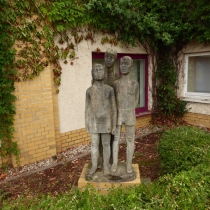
[
  {"x1": 115, "y1": 73, "x2": 120, "y2": 80},
  {"x1": 113, "y1": 80, "x2": 118, "y2": 96},
  {"x1": 111, "y1": 88, "x2": 117, "y2": 135},
  {"x1": 113, "y1": 80, "x2": 118, "y2": 109},
  {"x1": 135, "y1": 81, "x2": 140, "y2": 107},
  {"x1": 85, "y1": 90, "x2": 90, "y2": 133}
]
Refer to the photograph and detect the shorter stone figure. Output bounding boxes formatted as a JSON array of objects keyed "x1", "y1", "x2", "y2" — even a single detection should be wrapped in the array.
[
  {"x1": 85, "y1": 64, "x2": 117, "y2": 175},
  {"x1": 111, "y1": 56, "x2": 139, "y2": 174}
]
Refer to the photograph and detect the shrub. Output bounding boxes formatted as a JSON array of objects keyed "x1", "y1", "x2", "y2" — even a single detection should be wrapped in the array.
[
  {"x1": 158, "y1": 126, "x2": 210, "y2": 175},
  {"x1": 155, "y1": 163, "x2": 210, "y2": 209}
]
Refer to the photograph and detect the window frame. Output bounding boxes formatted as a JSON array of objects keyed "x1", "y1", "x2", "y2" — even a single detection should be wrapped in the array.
[
  {"x1": 92, "y1": 52, "x2": 148, "y2": 114},
  {"x1": 184, "y1": 52, "x2": 210, "y2": 98}
]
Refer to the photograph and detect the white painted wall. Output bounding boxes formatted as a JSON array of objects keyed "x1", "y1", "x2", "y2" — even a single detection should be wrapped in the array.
[
  {"x1": 178, "y1": 42, "x2": 210, "y2": 115},
  {"x1": 56, "y1": 31, "x2": 152, "y2": 133}
]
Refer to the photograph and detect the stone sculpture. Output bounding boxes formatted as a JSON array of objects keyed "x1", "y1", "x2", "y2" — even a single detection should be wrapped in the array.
[
  {"x1": 85, "y1": 64, "x2": 117, "y2": 175},
  {"x1": 97, "y1": 49, "x2": 120, "y2": 168},
  {"x1": 111, "y1": 56, "x2": 139, "y2": 174},
  {"x1": 104, "y1": 48, "x2": 120, "y2": 87}
]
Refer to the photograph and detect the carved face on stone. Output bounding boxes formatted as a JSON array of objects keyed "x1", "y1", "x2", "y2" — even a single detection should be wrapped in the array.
[
  {"x1": 120, "y1": 56, "x2": 133, "y2": 75},
  {"x1": 105, "y1": 49, "x2": 117, "y2": 68},
  {"x1": 92, "y1": 64, "x2": 105, "y2": 80}
]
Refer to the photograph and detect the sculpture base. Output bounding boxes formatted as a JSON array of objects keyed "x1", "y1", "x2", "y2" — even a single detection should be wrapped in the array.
[
  {"x1": 85, "y1": 162, "x2": 136, "y2": 182},
  {"x1": 78, "y1": 163, "x2": 141, "y2": 194}
]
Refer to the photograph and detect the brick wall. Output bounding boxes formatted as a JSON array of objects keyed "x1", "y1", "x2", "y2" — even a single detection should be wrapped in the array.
[
  {"x1": 55, "y1": 114, "x2": 152, "y2": 152},
  {"x1": 119, "y1": 113, "x2": 152, "y2": 133},
  {"x1": 56, "y1": 114, "x2": 152, "y2": 152},
  {"x1": 12, "y1": 65, "x2": 57, "y2": 167},
  {"x1": 0, "y1": 155, "x2": 11, "y2": 167},
  {"x1": 136, "y1": 114, "x2": 152, "y2": 128},
  {"x1": 183, "y1": 112, "x2": 210, "y2": 128},
  {"x1": 57, "y1": 128, "x2": 91, "y2": 152}
]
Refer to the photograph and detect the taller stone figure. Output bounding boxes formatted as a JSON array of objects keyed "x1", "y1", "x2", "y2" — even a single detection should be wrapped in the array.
[
  {"x1": 111, "y1": 56, "x2": 139, "y2": 174},
  {"x1": 98, "y1": 49, "x2": 119, "y2": 168},
  {"x1": 85, "y1": 64, "x2": 117, "y2": 175},
  {"x1": 104, "y1": 49, "x2": 120, "y2": 162},
  {"x1": 104, "y1": 48, "x2": 120, "y2": 87}
]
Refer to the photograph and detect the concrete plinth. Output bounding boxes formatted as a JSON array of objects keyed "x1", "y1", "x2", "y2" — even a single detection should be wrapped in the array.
[{"x1": 78, "y1": 163, "x2": 141, "y2": 194}]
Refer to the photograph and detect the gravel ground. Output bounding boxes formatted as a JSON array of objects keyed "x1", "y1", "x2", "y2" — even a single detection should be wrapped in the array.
[{"x1": 1, "y1": 125, "x2": 160, "y2": 181}]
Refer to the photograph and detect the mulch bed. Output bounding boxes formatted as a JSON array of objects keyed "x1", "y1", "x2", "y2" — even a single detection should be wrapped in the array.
[{"x1": 0, "y1": 132, "x2": 161, "y2": 200}]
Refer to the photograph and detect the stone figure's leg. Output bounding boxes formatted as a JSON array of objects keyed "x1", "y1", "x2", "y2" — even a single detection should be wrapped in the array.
[
  {"x1": 125, "y1": 125, "x2": 135, "y2": 173},
  {"x1": 101, "y1": 133, "x2": 111, "y2": 175},
  {"x1": 109, "y1": 134, "x2": 114, "y2": 164},
  {"x1": 98, "y1": 136, "x2": 103, "y2": 168},
  {"x1": 111, "y1": 125, "x2": 121, "y2": 172},
  {"x1": 89, "y1": 133, "x2": 100, "y2": 175}
]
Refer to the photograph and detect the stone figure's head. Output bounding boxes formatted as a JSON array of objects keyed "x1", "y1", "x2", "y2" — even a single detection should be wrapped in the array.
[
  {"x1": 120, "y1": 56, "x2": 133, "y2": 75},
  {"x1": 105, "y1": 48, "x2": 117, "y2": 68},
  {"x1": 92, "y1": 64, "x2": 105, "y2": 81}
]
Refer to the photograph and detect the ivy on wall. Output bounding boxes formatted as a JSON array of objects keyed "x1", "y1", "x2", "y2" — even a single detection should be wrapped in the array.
[
  {"x1": 1, "y1": 0, "x2": 210, "y2": 165},
  {"x1": 156, "y1": 50, "x2": 188, "y2": 119},
  {"x1": 0, "y1": 0, "x2": 96, "y2": 164},
  {"x1": 0, "y1": 0, "x2": 19, "y2": 165}
]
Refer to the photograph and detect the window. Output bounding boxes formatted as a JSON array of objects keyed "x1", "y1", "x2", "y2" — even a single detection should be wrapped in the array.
[
  {"x1": 92, "y1": 52, "x2": 148, "y2": 114},
  {"x1": 185, "y1": 52, "x2": 210, "y2": 98}
]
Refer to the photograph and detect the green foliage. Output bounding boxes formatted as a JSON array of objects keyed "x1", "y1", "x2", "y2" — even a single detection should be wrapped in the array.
[
  {"x1": 154, "y1": 164, "x2": 210, "y2": 209},
  {"x1": 8, "y1": 0, "x2": 60, "y2": 82},
  {"x1": 0, "y1": 0, "x2": 20, "y2": 164},
  {"x1": 158, "y1": 126, "x2": 210, "y2": 175},
  {"x1": 42, "y1": 0, "x2": 87, "y2": 29},
  {"x1": 156, "y1": 56, "x2": 188, "y2": 118},
  {"x1": 2, "y1": 167, "x2": 210, "y2": 209},
  {"x1": 86, "y1": 0, "x2": 210, "y2": 46},
  {"x1": 7, "y1": 0, "x2": 91, "y2": 87}
]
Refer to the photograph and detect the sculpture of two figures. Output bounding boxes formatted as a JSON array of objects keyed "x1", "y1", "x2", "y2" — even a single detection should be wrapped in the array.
[{"x1": 85, "y1": 49, "x2": 139, "y2": 180}]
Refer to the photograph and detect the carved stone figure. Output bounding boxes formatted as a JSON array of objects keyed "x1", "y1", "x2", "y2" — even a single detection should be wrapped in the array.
[
  {"x1": 104, "y1": 48, "x2": 120, "y2": 87},
  {"x1": 111, "y1": 56, "x2": 139, "y2": 174},
  {"x1": 85, "y1": 64, "x2": 117, "y2": 175},
  {"x1": 98, "y1": 49, "x2": 120, "y2": 168}
]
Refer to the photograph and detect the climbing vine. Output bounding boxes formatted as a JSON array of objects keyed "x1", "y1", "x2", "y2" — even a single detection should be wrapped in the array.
[
  {"x1": 156, "y1": 49, "x2": 188, "y2": 119},
  {"x1": 0, "y1": 0, "x2": 19, "y2": 165},
  {"x1": 8, "y1": 0, "x2": 101, "y2": 90},
  {"x1": 1, "y1": 0, "x2": 210, "y2": 165},
  {"x1": 0, "y1": 0, "x2": 97, "y2": 165}
]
